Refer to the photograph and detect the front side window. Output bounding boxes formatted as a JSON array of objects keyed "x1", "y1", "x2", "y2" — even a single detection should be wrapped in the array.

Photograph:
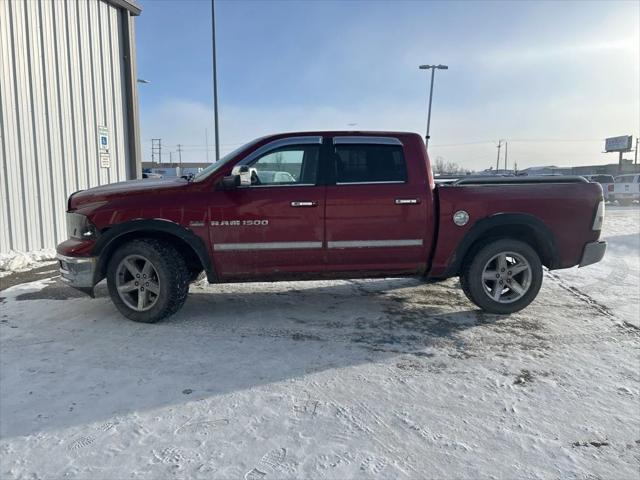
[
  {"x1": 334, "y1": 144, "x2": 407, "y2": 184},
  {"x1": 248, "y1": 145, "x2": 319, "y2": 186}
]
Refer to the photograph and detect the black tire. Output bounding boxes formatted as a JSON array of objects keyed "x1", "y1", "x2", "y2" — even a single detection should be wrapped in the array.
[
  {"x1": 460, "y1": 239, "x2": 543, "y2": 314},
  {"x1": 106, "y1": 239, "x2": 190, "y2": 323}
]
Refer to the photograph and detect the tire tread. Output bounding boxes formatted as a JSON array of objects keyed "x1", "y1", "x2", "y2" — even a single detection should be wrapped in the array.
[
  {"x1": 107, "y1": 238, "x2": 190, "y2": 323},
  {"x1": 460, "y1": 239, "x2": 543, "y2": 314}
]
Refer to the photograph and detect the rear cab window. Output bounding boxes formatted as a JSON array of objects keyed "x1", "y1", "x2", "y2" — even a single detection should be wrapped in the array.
[{"x1": 333, "y1": 139, "x2": 407, "y2": 184}]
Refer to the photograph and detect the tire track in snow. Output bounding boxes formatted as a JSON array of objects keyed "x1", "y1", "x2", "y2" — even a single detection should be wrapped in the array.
[
  {"x1": 545, "y1": 270, "x2": 640, "y2": 334},
  {"x1": 545, "y1": 271, "x2": 616, "y2": 319}
]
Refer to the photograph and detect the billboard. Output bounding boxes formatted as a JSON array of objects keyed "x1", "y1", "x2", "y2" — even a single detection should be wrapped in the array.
[{"x1": 605, "y1": 135, "x2": 633, "y2": 152}]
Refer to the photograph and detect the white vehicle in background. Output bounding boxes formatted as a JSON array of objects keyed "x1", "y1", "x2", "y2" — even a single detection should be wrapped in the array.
[
  {"x1": 611, "y1": 174, "x2": 640, "y2": 206},
  {"x1": 583, "y1": 174, "x2": 615, "y2": 202}
]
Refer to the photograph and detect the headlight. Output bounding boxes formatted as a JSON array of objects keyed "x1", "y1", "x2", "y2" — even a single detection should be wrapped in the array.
[
  {"x1": 592, "y1": 200, "x2": 604, "y2": 231},
  {"x1": 67, "y1": 213, "x2": 97, "y2": 239}
]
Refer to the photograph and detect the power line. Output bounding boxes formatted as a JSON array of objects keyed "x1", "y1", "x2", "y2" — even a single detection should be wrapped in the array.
[
  {"x1": 163, "y1": 142, "x2": 245, "y2": 148},
  {"x1": 432, "y1": 138, "x2": 604, "y2": 148}
]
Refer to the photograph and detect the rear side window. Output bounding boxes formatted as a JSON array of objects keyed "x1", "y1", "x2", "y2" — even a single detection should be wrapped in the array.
[
  {"x1": 615, "y1": 175, "x2": 634, "y2": 183},
  {"x1": 590, "y1": 175, "x2": 614, "y2": 183},
  {"x1": 334, "y1": 144, "x2": 407, "y2": 184}
]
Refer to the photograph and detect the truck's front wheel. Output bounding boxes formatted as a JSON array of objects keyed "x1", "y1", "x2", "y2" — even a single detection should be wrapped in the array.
[
  {"x1": 106, "y1": 239, "x2": 190, "y2": 323},
  {"x1": 461, "y1": 239, "x2": 543, "y2": 314}
]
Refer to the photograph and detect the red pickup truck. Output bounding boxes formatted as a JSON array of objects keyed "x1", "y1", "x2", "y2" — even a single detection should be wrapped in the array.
[{"x1": 57, "y1": 131, "x2": 606, "y2": 323}]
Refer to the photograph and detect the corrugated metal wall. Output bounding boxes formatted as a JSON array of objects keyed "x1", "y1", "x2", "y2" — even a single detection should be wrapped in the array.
[{"x1": 0, "y1": 0, "x2": 133, "y2": 253}]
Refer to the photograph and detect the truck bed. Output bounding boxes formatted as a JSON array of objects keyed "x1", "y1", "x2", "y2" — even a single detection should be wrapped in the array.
[{"x1": 430, "y1": 178, "x2": 603, "y2": 277}]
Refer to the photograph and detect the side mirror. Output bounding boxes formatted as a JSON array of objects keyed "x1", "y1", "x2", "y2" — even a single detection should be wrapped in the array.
[
  {"x1": 220, "y1": 175, "x2": 240, "y2": 189},
  {"x1": 232, "y1": 165, "x2": 253, "y2": 186}
]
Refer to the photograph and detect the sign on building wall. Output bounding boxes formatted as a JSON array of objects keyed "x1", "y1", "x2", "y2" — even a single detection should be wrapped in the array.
[
  {"x1": 605, "y1": 135, "x2": 633, "y2": 152},
  {"x1": 98, "y1": 126, "x2": 110, "y2": 168},
  {"x1": 100, "y1": 153, "x2": 111, "y2": 168}
]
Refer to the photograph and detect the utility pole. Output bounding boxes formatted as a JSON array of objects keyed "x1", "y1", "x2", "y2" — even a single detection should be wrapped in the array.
[
  {"x1": 635, "y1": 137, "x2": 638, "y2": 165},
  {"x1": 619, "y1": 151, "x2": 623, "y2": 174},
  {"x1": 169, "y1": 152, "x2": 173, "y2": 164},
  {"x1": 151, "y1": 139, "x2": 162, "y2": 165},
  {"x1": 504, "y1": 141, "x2": 508, "y2": 173},
  {"x1": 496, "y1": 140, "x2": 502, "y2": 172},
  {"x1": 177, "y1": 144, "x2": 183, "y2": 166},
  {"x1": 418, "y1": 64, "x2": 448, "y2": 150},
  {"x1": 205, "y1": 129, "x2": 209, "y2": 163},
  {"x1": 211, "y1": 0, "x2": 220, "y2": 161}
]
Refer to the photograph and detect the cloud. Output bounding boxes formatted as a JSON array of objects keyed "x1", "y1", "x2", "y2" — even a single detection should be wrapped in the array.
[
  {"x1": 139, "y1": 1, "x2": 639, "y2": 171},
  {"x1": 482, "y1": 38, "x2": 636, "y2": 68},
  {"x1": 141, "y1": 93, "x2": 637, "y2": 172}
]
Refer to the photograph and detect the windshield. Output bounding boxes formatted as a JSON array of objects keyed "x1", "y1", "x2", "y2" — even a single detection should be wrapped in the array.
[{"x1": 191, "y1": 137, "x2": 265, "y2": 182}]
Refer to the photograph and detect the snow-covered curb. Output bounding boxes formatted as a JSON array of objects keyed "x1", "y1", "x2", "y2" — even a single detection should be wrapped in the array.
[{"x1": 0, "y1": 249, "x2": 57, "y2": 274}]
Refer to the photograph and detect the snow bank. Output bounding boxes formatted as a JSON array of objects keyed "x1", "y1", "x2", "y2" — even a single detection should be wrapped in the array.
[{"x1": 0, "y1": 249, "x2": 57, "y2": 273}]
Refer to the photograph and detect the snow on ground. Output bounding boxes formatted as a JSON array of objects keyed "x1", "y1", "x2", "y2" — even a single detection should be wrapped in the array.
[
  {"x1": 0, "y1": 249, "x2": 57, "y2": 277},
  {"x1": 0, "y1": 208, "x2": 639, "y2": 479}
]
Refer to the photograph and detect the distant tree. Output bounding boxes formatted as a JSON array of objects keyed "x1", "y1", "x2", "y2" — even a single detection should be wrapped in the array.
[{"x1": 433, "y1": 156, "x2": 470, "y2": 175}]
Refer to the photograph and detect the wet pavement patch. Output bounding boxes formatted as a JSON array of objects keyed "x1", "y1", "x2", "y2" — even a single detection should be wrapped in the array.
[
  {"x1": 15, "y1": 281, "x2": 109, "y2": 301},
  {"x1": 572, "y1": 441, "x2": 610, "y2": 448},
  {"x1": 0, "y1": 264, "x2": 58, "y2": 291},
  {"x1": 514, "y1": 369, "x2": 534, "y2": 385}
]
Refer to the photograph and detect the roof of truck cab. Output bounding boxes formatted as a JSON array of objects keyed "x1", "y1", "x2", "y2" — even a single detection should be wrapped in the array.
[{"x1": 265, "y1": 131, "x2": 421, "y2": 137}]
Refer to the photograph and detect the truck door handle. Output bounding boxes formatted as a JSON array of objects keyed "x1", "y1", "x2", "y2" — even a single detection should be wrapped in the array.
[
  {"x1": 395, "y1": 198, "x2": 419, "y2": 205},
  {"x1": 291, "y1": 201, "x2": 317, "y2": 207}
]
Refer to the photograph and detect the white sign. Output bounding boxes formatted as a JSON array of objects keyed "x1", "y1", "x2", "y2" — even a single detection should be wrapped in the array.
[
  {"x1": 605, "y1": 135, "x2": 632, "y2": 152},
  {"x1": 98, "y1": 126, "x2": 109, "y2": 152},
  {"x1": 100, "y1": 152, "x2": 110, "y2": 168}
]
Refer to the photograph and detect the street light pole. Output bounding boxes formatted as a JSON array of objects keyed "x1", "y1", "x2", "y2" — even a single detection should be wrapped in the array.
[
  {"x1": 419, "y1": 64, "x2": 448, "y2": 150},
  {"x1": 211, "y1": 0, "x2": 220, "y2": 161}
]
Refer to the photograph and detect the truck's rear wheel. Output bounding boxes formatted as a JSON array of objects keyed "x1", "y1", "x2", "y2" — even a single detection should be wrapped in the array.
[
  {"x1": 107, "y1": 239, "x2": 189, "y2": 323},
  {"x1": 461, "y1": 239, "x2": 542, "y2": 314}
]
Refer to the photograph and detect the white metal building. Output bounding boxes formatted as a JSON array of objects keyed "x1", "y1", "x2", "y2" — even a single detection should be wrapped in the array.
[{"x1": 0, "y1": 0, "x2": 142, "y2": 253}]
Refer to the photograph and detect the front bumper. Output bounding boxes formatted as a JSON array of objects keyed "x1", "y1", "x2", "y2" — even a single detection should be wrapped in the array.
[
  {"x1": 578, "y1": 241, "x2": 607, "y2": 268},
  {"x1": 57, "y1": 254, "x2": 98, "y2": 295}
]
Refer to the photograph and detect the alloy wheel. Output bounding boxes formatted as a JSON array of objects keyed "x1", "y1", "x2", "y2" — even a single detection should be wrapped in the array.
[
  {"x1": 115, "y1": 255, "x2": 161, "y2": 311},
  {"x1": 481, "y1": 251, "x2": 532, "y2": 304}
]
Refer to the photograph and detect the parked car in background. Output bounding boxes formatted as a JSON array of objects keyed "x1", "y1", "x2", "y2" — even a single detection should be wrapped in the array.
[
  {"x1": 611, "y1": 174, "x2": 640, "y2": 206},
  {"x1": 142, "y1": 169, "x2": 163, "y2": 179},
  {"x1": 57, "y1": 131, "x2": 606, "y2": 323},
  {"x1": 584, "y1": 175, "x2": 615, "y2": 202},
  {"x1": 256, "y1": 170, "x2": 297, "y2": 184}
]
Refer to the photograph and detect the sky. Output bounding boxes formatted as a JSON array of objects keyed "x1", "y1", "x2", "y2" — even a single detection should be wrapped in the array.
[{"x1": 135, "y1": 0, "x2": 640, "y2": 171}]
